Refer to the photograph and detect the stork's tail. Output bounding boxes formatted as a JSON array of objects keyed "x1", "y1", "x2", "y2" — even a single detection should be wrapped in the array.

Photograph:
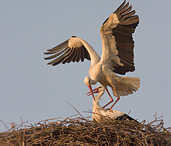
[{"x1": 114, "y1": 77, "x2": 140, "y2": 96}]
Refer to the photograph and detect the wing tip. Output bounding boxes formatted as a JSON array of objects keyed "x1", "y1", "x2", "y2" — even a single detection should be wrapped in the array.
[
  {"x1": 44, "y1": 52, "x2": 49, "y2": 55},
  {"x1": 113, "y1": 0, "x2": 127, "y2": 14},
  {"x1": 47, "y1": 62, "x2": 52, "y2": 65},
  {"x1": 47, "y1": 62, "x2": 58, "y2": 66},
  {"x1": 44, "y1": 50, "x2": 56, "y2": 55}
]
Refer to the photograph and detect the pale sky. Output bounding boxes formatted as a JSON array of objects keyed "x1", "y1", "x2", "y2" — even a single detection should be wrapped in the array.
[{"x1": 0, "y1": 0, "x2": 170, "y2": 131}]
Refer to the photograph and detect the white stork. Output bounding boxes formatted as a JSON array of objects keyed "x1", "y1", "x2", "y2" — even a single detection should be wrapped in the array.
[
  {"x1": 44, "y1": 0, "x2": 140, "y2": 110},
  {"x1": 87, "y1": 85, "x2": 138, "y2": 123}
]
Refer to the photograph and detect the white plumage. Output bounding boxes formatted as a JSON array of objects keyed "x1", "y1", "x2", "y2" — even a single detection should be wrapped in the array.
[{"x1": 44, "y1": 1, "x2": 140, "y2": 109}]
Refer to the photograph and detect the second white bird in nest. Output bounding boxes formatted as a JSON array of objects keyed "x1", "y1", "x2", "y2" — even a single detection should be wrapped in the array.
[{"x1": 87, "y1": 85, "x2": 138, "y2": 123}]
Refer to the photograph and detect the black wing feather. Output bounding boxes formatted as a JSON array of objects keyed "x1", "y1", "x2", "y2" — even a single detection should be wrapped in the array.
[
  {"x1": 113, "y1": 1, "x2": 139, "y2": 74},
  {"x1": 44, "y1": 38, "x2": 91, "y2": 66}
]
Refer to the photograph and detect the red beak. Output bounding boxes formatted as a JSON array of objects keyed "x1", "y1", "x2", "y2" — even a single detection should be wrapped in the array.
[{"x1": 86, "y1": 88, "x2": 99, "y2": 96}]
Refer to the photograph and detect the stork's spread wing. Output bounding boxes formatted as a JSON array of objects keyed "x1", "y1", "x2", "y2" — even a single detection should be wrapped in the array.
[
  {"x1": 100, "y1": 0, "x2": 139, "y2": 75},
  {"x1": 44, "y1": 37, "x2": 90, "y2": 66}
]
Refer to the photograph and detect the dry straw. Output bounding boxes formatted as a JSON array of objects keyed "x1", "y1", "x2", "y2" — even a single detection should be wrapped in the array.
[{"x1": 0, "y1": 113, "x2": 170, "y2": 145}]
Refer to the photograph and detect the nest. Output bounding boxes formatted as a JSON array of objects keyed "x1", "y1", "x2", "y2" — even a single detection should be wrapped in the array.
[{"x1": 0, "y1": 114, "x2": 170, "y2": 146}]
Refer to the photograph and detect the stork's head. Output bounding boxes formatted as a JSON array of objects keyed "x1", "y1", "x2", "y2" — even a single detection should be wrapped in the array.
[
  {"x1": 84, "y1": 76, "x2": 90, "y2": 86},
  {"x1": 94, "y1": 85, "x2": 105, "y2": 96},
  {"x1": 84, "y1": 76, "x2": 97, "y2": 86},
  {"x1": 87, "y1": 85, "x2": 105, "y2": 103}
]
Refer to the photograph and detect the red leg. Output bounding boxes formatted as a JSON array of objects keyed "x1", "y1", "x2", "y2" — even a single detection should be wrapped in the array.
[
  {"x1": 110, "y1": 86, "x2": 120, "y2": 109},
  {"x1": 102, "y1": 88, "x2": 113, "y2": 109}
]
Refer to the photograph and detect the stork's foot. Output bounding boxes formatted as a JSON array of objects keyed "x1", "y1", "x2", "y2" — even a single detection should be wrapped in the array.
[
  {"x1": 105, "y1": 107, "x2": 113, "y2": 112},
  {"x1": 102, "y1": 105, "x2": 106, "y2": 109}
]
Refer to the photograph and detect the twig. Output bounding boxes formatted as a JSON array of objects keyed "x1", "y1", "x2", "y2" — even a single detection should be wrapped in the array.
[
  {"x1": 0, "y1": 120, "x2": 9, "y2": 131},
  {"x1": 65, "y1": 101, "x2": 83, "y2": 118}
]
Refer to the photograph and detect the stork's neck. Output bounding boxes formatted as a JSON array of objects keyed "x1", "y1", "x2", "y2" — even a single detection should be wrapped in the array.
[
  {"x1": 93, "y1": 91, "x2": 105, "y2": 107},
  {"x1": 92, "y1": 98, "x2": 101, "y2": 114},
  {"x1": 77, "y1": 38, "x2": 100, "y2": 66}
]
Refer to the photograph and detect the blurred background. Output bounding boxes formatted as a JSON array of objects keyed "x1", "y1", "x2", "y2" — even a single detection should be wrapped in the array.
[{"x1": 0, "y1": 0, "x2": 170, "y2": 131}]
